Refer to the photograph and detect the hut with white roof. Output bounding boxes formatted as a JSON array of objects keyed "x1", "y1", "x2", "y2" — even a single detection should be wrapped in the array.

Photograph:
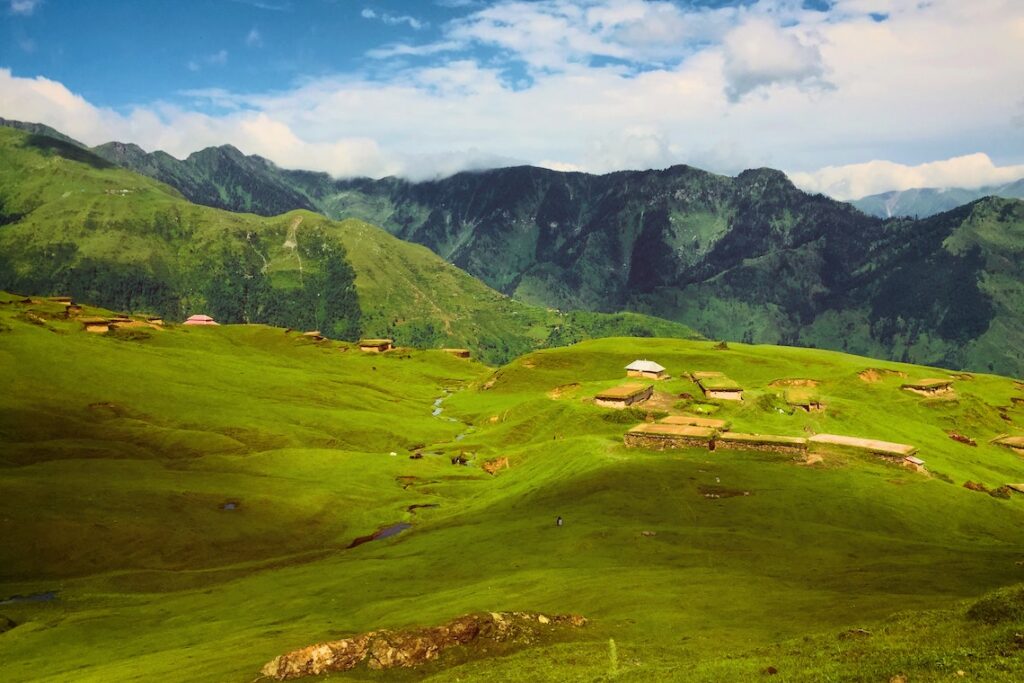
[{"x1": 625, "y1": 360, "x2": 666, "y2": 380}]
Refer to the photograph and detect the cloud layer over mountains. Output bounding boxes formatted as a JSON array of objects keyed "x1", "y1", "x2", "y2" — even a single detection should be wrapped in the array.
[{"x1": 1, "y1": 0, "x2": 1022, "y2": 198}]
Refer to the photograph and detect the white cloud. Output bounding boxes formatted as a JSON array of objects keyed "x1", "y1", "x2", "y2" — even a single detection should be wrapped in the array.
[
  {"x1": 9, "y1": 0, "x2": 41, "y2": 15},
  {"x1": 1, "y1": 0, "x2": 1023, "y2": 195},
  {"x1": 245, "y1": 27, "x2": 263, "y2": 48},
  {"x1": 361, "y1": 7, "x2": 427, "y2": 30},
  {"x1": 788, "y1": 154, "x2": 1024, "y2": 200},
  {"x1": 187, "y1": 50, "x2": 228, "y2": 72},
  {"x1": 722, "y1": 18, "x2": 830, "y2": 102}
]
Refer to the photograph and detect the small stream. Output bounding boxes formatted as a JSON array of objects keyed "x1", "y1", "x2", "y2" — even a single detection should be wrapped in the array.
[
  {"x1": 0, "y1": 591, "x2": 58, "y2": 606},
  {"x1": 431, "y1": 390, "x2": 473, "y2": 441},
  {"x1": 347, "y1": 522, "x2": 412, "y2": 549}
]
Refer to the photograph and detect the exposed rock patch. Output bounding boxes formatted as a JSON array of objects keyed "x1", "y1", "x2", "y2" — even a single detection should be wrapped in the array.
[
  {"x1": 949, "y1": 432, "x2": 977, "y2": 447},
  {"x1": 482, "y1": 457, "x2": 509, "y2": 475},
  {"x1": 858, "y1": 368, "x2": 907, "y2": 383},
  {"x1": 964, "y1": 481, "x2": 1013, "y2": 499},
  {"x1": 259, "y1": 611, "x2": 587, "y2": 680}
]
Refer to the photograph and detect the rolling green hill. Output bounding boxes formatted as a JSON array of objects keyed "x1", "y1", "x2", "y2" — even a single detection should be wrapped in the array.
[
  {"x1": 0, "y1": 126, "x2": 698, "y2": 364},
  {"x1": 63, "y1": 122, "x2": 1024, "y2": 376},
  {"x1": 2, "y1": 297, "x2": 1024, "y2": 681}
]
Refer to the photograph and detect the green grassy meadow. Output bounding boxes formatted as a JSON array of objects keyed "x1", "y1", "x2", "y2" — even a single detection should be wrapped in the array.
[{"x1": 2, "y1": 298, "x2": 1024, "y2": 681}]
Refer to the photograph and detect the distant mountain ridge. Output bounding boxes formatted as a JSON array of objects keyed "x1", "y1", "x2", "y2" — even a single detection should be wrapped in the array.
[
  {"x1": 852, "y1": 180, "x2": 1024, "y2": 218},
  {"x1": 4, "y1": 118, "x2": 1024, "y2": 375}
]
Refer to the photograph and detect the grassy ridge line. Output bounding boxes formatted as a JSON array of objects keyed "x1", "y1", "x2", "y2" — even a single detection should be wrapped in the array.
[{"x1": 0, "y1": 126, "x2": 700, "y2": 365}]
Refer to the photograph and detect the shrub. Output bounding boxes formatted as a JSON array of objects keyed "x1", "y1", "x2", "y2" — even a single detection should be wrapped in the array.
[{"x1": 967, "y1": 585, "x2": 1024, "y2": 624}]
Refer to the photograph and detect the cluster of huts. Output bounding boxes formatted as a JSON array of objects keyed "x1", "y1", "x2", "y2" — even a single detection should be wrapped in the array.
[
  {"x1": 597, "y1": 360, "x2": 746, "y2": 408},
  {"x1": 592, "y1": 357, "x2": 927, "y2": 471}
]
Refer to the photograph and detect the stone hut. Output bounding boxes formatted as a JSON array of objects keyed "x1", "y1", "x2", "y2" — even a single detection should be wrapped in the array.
[
  {"x1": 808, "y1": 433, "x2": 917, "y2": 462},
  {"x1": 594, "y1": 383, "x2": 653, "y2": 409},
  {"x1": 624, "y1": 423, "x2": 716, "y2": 450},
  {"x1": 693, "y1": 372, "x2": 744, "y2": 401},
  {"x1": 625, "y1": 360, "x2": 667, "y2": 380},
  {"x1": 80, "y1": 317, "x2": 110, "y2": 334},
  {"x1": 901, "y1": 378, "x2": 954, "y2": 397},
  {"x1": 993, "y1": 435, "x2": 1024, "y2": 456},
  {"x1": 715, "y1": 432, "x2": 808, "y2": 455},
  {"x1": 359, "y1": 338, "x2": 394, "y2": 353}
]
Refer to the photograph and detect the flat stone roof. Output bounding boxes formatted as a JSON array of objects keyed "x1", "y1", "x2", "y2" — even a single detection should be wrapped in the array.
[
  {"x1": 719, "y1": 432, "x2": 807, "y2": 446},
  {"x1": 661, "y1": 415, "x2": 728, "y2": 429},
  {"x1": 808, "y1": 433, "x2": 917, "y2": 457},
  {"x1": 628, "y1": 423, "x2": 717, "y2": 439},
  {"x1": 596, "y1": 383, "x2": 652, "y2": 400}
]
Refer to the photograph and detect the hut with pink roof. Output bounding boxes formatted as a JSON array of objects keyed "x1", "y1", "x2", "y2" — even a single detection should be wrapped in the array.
[{"x1": 183, "y1": 314, "x2": 219, "y2": 326}]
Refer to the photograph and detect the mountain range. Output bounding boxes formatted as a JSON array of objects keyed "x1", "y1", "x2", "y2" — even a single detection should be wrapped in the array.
[
  {"x1": 852, "y1": 180, "x2": 1024, "y2": 218},
  {"x1": 2, "y1": 118, "x2": 1024, "y2": 375},
  {"x1": 0, "y1": 125, "x2": 699, "y2": 364}
]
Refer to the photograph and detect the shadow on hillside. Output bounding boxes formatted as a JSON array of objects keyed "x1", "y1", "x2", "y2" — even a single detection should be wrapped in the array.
[{"x1": 22, "y1": 134, "x2": 114, "y2": 170}]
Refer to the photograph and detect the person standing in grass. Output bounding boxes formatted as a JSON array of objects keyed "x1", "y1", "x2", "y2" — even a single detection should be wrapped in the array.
[{"x1": 556, "y1": 516, "x2": 563, "y2": 527}]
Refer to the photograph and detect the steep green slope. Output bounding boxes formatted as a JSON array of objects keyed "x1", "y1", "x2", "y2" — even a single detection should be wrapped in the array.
[
  {"x1": 68, "y1": 122, "x2": 1024, "y2": 376},
  {"x1": 853, "y1": 179, "x2": 1024, "y2": 218},
  {"x1": 2, "y1": 301, "x2": 1024, "y2": 681},
  {"x1": 0, "y1": 126, "x2": 699, "y2": 364}
]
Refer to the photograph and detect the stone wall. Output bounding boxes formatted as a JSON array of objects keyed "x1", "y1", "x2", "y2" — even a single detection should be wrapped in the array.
[{"x1": 624, "y1": 433, "x2": 711, "y2": 450}]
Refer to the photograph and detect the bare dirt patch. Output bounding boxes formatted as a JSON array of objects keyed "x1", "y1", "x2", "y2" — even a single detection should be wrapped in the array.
[
  {"x1": 769, "y1": 378, "x2": 820, "y2": 388},
  {"x1": 482, "y1": 457, "x2": 509, "y2": 475},
  {"x1": 858, "y1": 368, "x2": 907, "y2": 383},
  {"x1": 547, "y1": 383, "x2": 580, "y2": 399}
]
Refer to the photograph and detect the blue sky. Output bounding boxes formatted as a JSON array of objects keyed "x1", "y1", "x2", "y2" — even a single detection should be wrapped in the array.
[{"x1": 2, "y1": 0, "x2": 1023, "y2": 198}]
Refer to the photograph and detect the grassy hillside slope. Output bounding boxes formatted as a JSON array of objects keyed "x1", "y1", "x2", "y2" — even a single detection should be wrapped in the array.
[
  {"x1": 0, "y1": 126, "x2": 698, "y2": 364},
  {"x1": 2, "y1": 299, "x2": 1024, "y2": 681}
]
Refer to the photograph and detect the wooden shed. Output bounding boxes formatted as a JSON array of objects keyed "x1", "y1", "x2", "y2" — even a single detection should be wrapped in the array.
[
  {"x1": 693, "y1": 372, "x2": 744, "y2": 401},
  {"x1": 442, "y1": 348, "x2": 471, "y2": 359},
  {"x1": 594, "y1": 383, "x2": 653, "y2": 409},
  {"x1": 359, "y1": 338, "x2": 393, "y2": 353},
  {"x1": 302, "y1": 330, "x2": 326, "y2": 341},
  {"x1": 625, "y1": 360, "x2": 666, "y2": 380},
  {"x1": 901, "y1": 378, "x2": 954, "y2": 396}
]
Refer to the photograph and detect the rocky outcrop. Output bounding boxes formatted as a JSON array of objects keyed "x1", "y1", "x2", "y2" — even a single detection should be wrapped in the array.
[{"x1": 259, "y1": 611, "x2": 586, "y2": 680}]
